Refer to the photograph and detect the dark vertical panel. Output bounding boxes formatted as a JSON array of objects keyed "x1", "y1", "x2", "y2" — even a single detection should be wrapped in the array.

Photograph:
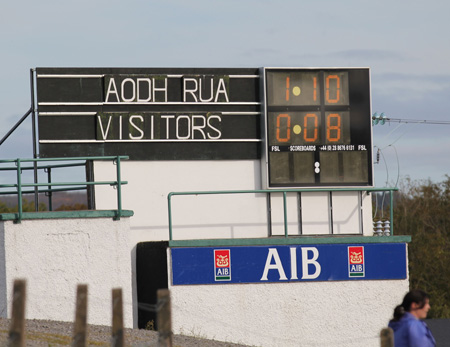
[{"x1": 136, "y1": 242, "x2": 169, "y2": 330}]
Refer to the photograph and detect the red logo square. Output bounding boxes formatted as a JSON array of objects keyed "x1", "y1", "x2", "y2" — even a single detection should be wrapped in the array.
[
  {"x1": 215, "y1": 250, "x2": 230, "y2": 268},
  {"x1": 348, "y1": 246, "x2": 364, "y2": 265}
]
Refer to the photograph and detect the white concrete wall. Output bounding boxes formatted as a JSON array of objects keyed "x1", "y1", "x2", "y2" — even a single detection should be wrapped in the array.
[
  {"x1": 169, "y1": 279, "x2": 409, "y2": 347},
  {"x1": 0, "y1": 223, "x2": 6, "y2": 318},
  {"x1": 0, "y1": 217, "x2": 133, "y2": 328},
  {"x1": 94, "y1": 160, "x2": 269, "y2": 245},
  {"x1": 93, "y1": 160, "x2": 374, "y2": 246}
]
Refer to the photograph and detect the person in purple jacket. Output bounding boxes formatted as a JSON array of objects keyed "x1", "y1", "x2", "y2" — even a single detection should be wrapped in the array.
[{"x1": 388, "y1": 289, "x2": 436, "y2": 347}]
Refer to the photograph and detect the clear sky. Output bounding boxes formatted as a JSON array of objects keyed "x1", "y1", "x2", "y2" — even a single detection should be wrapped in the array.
[{"x1": 1, "y1": 0, "x2": 450, "y2": 186}]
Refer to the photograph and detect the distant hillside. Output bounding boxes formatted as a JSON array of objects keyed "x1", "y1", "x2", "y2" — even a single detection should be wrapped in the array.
[{"x1": 0, "y1": 191, "x2": 88, "y2": 211}]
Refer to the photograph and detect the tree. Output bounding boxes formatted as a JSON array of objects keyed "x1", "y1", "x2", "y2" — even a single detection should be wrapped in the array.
[
  {"x1": 0, "y1": 198, "x2": 47, "y2": 213},
  {"x1": 55, "y1": 203, "x2": 88, "y2": 211},
  {"x1": 391, "y1": 176, "x2": 450, "y2": 318}
]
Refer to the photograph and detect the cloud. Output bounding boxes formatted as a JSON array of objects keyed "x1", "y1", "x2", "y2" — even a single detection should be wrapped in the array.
[
  {"x1": 239, "y1": 49, "x2": 410, "y2": 70},
  {"x1": 330, "y1": 49, "x2": 407, "y2": 62},
  {"x1": 372, "y1": 72, "x2": 450, "y2": 103},
  {"x1": 374, "y1": 72, "x2": 450, "y2": 85}
]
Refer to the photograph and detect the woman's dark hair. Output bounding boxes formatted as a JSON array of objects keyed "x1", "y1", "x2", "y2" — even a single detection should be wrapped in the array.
[{"x1": 391, "y1": 289, "x2": 429, "y2": 322}]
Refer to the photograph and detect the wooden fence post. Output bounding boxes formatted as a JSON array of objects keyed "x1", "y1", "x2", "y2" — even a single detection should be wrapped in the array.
[
  {"x1": 380, "y1": 327, "x2": 394, "y2": 347},
  {"x1": 157, "y1": 289, "x2": 172, "y2": 347},
  {"x1": 8, "y1": 279, "x2": 27, "y2": 347},
  {"x1": 72, "y1": 284, "x2": 88, "y2": 347},
  {"x1": 112, "y1": 288, "x2": 124, "y2": 347}
]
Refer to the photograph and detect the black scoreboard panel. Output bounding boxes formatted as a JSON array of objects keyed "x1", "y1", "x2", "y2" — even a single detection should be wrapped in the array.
[
  {"x1": 36, "y1": 68, "x2": 260, "y2": 160},
  {"x1": 36, "y1": 67, "x2": 373, "y2": 188},
  {"x1": 263, "y1": 68, "x2": 372, "y2": 188}
]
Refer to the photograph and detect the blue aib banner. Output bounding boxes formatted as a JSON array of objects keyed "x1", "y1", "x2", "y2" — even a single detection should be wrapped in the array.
[{"x1": 171, "y1": 243, "x2": 407, "y2": 285}]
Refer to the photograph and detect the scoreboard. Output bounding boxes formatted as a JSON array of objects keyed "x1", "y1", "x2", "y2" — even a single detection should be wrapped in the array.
[
  {"x1": 36, "y1": 67, "x2": 260, "y2": 160},
  {"x1": 36, "y1": 67, "x2": 372, "y2": 188},
  {"x1": 262, "y1": 68, "x2": 372, "y2": 188}
]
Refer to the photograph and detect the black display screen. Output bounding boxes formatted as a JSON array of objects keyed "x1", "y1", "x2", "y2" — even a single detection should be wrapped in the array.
[
  {"x1": 36, "y1": 67, "x2": 260, "y2": 160},
  {"x1": 264, "y1": 68, "x2": 372, "y2": 188}
]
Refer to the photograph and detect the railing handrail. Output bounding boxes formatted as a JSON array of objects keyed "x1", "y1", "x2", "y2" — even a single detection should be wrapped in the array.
[
  {"x1": 0, "y1": 162, "x2": 85, "y2": 171},
  {"x1": 0, "y1": 156, "x2": 129, "y2": 222},
  {"x1": 168, "y1": 187, "x2": 398, "y2": 241},
  {"x1": 0, "y1": 155, "x2": 128, "y2": 164}
]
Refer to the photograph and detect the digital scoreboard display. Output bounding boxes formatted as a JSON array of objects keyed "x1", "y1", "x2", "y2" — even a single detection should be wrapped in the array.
[
  {"x1": 36, "y1": 67, "x2": 373, "y2": 188},
  {"x1": 263, "y1": 68, "x2": 372, "y2": 188}
]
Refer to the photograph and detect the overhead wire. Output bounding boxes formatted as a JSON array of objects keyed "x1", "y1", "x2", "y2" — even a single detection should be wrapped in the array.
[
  {"x1": 386, "y1": 118, "x2": 450, "y2": 125},
  {"x1": 372, "y1": 114, "x2": 430, "y2": 220},
  {"x1": 372, "y1": 114, "x2": 449, "y2": 163},
  {"x1": 373, "y1": 146, "x2": 390, "y2": 220},
  {"x1": 381, "y1": 122, "x2": 406, "y2": 142},
  {"x1": 382, "y1": 120, "x2": 424, "y2": 147}
]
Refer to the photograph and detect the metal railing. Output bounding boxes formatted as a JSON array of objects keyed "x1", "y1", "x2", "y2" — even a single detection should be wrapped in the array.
[
  {"x1": 167, "y1": 187, "x2": 398, "y2": 241},
  {"x1": 0, "y1": 156, "x2": 128, "y2": 222}
]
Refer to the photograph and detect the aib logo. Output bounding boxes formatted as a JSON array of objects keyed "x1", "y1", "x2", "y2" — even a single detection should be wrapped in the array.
[
  {"x1": 348, "y1": 246, "x2": 365, "y2": 277},
  {"x1": 214, "y1": 249, "x2": 231, "y2": 281}
]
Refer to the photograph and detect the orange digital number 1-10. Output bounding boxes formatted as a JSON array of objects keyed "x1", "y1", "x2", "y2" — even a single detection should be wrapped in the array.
[{"x1": 285, "y1": 75, "x2": 340, "y2": 103}]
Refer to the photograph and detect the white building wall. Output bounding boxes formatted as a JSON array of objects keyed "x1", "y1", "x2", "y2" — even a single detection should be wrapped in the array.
[
  {"x1": 91, "y1": 158, "x2": 392, "y2": 344},
  {"x1": 94, "y1": 160, "x2": 374, "y2": 246},
  {"x1": 0, "y1": 217, "x2": 133, "y2": 328},
  {"x1": 169, "y1": 279, "x2": 409, "y2": 347}
]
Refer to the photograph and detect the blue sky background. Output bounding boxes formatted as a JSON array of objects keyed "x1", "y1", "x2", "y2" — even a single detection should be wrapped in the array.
[{"x1": 1, "y1": 0, "x2": 450, "y2": 186}]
